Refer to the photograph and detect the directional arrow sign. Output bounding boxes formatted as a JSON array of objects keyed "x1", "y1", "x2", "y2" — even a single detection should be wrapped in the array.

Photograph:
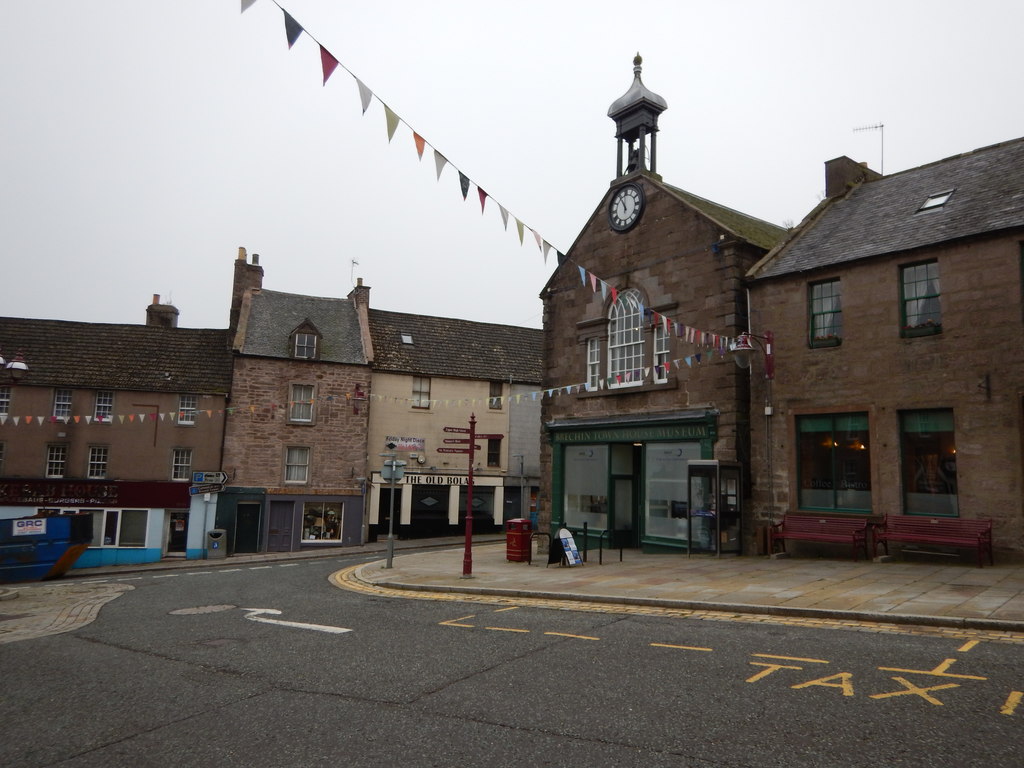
[
  {"x1": 474, "y1": 434, "x2": 504, "y2": 440},
  {"x1": 192, "y1": 471, "x2": 228, "y2": 484},
  {"x1": 443, "y1": 427, "x2": 471, "y2": 434},
  {"x1": 241, "y1": 608, "x2": 352, "y2": 635},
  {"x1": 189, "y1": 483, "x2": 224, "y2": 496},
  {"x1": 437, "y1": 447, "x2": 472, "y2": 454},
  {"x1": 443, "y1": 438, "x2": 473, "y2": 444}
]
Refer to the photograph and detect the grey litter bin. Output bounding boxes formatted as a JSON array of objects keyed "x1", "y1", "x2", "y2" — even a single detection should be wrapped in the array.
[{"x1": 206, "y1": 529, "x2": 227, "y2": 559}]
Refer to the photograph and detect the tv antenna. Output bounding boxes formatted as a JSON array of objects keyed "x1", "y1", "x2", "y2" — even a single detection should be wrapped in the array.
[
  {"x1": 350, "y1": 259, "x2": 359, "y2": 286},
  {"x1": 853, "y1": 123, "x2": 884, "y2": 174}
]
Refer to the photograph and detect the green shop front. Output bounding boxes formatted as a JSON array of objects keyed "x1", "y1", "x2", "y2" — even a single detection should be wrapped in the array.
[{"x1": 547, "y1": 412, "x2": 742, "y2": 555}]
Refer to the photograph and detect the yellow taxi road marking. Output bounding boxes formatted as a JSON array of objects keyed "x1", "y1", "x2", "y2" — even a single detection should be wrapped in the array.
[
  {"x1": 747, "y1": 663, "x2": 805, "y2": 683},
  {"x1": 747, "y1": 654, "x2": 828, "y2": 683},
  {"x1": 752, "y1": 653, "x2": 829, "y2": 664},
  {"x1": 651, "y1": 642, "x2": 713, "y2": 652},
  {"x1": 494, "y1": 607, "x2": 519, "y2": 613},
  {"x1": 485, "y1": 627, "x2": 530, "y2": 633},
  {"x1": 878, "y1": 658, "x2": 986, "y2": 681},
  {"x1": 1001, "y1": 691, "x2": 1023, "y2": 716},
  {"x1": 870, "y1": 677, "x2": 959, "y2": 705},
  {"x1": 792, "y1": 672, "x2": 856, "y2": 697},
  {"x1": 957, "y1": 640, "x2": 980, "y2": 652},
  {"x1": 439, "y1": 615, "x2": 477, "y2": 627},
  {"x1": 545, "y1": 632, "x2": 600, "y2": 640}
]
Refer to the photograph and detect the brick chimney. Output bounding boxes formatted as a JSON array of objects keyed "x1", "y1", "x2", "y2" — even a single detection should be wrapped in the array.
[
  {"x1": 146, "y1": 294, "x2": 179, "y2": 328},
  {"x1": 824, "y1": 156, "x2": 882, "y2": 198},
  {"x1": 230, "y1": 246, "x2": 264, "y2": 334},
  {"x1": 347, "y1": 277, "x2": 373, "y2": 363}
]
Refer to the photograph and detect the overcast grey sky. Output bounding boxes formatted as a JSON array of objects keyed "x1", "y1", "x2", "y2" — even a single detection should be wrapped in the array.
[{"x1": 2, "y1": 1, "x2": 1022, "y2": 331}]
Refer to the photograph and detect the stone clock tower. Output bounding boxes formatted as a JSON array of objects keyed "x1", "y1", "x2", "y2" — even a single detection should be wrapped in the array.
[{"x1": 607, "y1": 54, "x2": 668, "y2": 178}]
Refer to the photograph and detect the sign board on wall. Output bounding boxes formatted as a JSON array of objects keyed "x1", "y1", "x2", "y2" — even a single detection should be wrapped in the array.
[
  {"x1": 385, "y1": 436, "x2": 425, "y2": 451},
  {"x1": 13, "y1": 518, "x2": 47, "y2": 536}
]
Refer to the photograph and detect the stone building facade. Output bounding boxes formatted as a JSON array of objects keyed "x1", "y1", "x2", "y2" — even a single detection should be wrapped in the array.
[
  {"x1": 0, "y1": 299, "x2": 232, "y2": 566},
  {"x1": 540, "y1": 58, "x2": 784, "y2": 554},
  {"x1": 747, "y1": 139, "x2": 1024, "y2": 557},
  {"x1": 365, "y1": 308, "x2": 543, "y2": 539},
  {"x1": 218, "y1": 250, "x2": 371, "y2": 553}
]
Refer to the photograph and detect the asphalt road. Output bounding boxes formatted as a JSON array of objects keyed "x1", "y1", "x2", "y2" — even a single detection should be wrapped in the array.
[{"x1": 1, "y1": 552, "x2": 1021, "y2": 767}]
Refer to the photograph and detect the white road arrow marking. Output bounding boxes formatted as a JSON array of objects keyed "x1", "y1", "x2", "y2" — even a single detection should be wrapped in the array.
[{"x1": 240, "y1": 608, "x2": 352, "y2": 634}]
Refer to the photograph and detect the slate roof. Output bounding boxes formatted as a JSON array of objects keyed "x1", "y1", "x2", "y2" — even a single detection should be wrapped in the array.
[
  {"x1": 235, "y1": 289, "x2": 367, "y2": 365},
  {"x1": 0, "y1": 317, "x2": 233, "y2": 393},
  {"x1": 663, "y1": 183, "x2": 787, "y2": 252},
  {"x1": 751, "y1": 137, "x2": 1024, "y2": 279},
  {"x1": 368, "y1": 309, "x2": 542, "y2": 384}
]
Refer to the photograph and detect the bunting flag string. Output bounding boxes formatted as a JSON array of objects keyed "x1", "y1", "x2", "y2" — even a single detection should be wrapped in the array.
[
  {"x1": 0, "y1": 342, "x2": 725, "y2": 428},
  {"x1": 241, "y1": 0, "x2": 563, "y2": 263},
  {"x1": 239, "y1": 1, "x2": 745, "y2": 343}
]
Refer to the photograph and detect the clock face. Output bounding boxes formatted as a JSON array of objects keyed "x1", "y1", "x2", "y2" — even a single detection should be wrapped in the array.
[{"x1": 609, "y1": 183, "x2": 644, "y2": 231}]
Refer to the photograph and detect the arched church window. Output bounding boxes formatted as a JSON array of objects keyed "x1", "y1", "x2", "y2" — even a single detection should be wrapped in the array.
[{"x1": 608, "y1": 289, "x2": 644, "y2": 387}]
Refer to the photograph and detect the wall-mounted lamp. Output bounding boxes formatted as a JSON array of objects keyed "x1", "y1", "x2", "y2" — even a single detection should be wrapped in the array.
[
  {"x1": 0, "y1": 349, "x2": 29, "y2": 381},
  {"x1": 730, "y1": 331, "x2": 774, "y2": 379}
]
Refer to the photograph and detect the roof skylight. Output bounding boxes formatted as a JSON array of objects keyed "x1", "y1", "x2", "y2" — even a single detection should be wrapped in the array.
[
  {"x1": 918, "y1": 189, "x2": 954, "y2": 212},
  {"x1": 401, "y1": 333, "x2": 414, "y2": 344}
]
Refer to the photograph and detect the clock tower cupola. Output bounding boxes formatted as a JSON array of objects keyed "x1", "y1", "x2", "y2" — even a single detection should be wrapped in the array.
[{"x1": 607, "y1": 53, "x2": 668, "y2": 178}]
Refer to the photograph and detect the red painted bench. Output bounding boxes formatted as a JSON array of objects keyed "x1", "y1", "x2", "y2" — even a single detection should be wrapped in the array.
[
  {"x1": 768, "y1": 515, "x2": 869, "y2": 561},
  {"x1": 872, "y1": 515, "x2": 993, "y2": 567}
]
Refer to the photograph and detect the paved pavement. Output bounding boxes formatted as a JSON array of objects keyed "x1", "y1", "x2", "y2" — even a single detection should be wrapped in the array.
[
  {"x1": 4, "y1": 535, "x2": 1024, "y2": 644},
  {"x1": 354, "y1": 539, "x2": 1024, "y2": 634}
]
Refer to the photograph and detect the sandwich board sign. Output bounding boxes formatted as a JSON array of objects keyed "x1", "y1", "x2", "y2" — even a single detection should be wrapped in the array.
[{"x1": 556, "y1": 527, "x2": 583, "y2": 566}]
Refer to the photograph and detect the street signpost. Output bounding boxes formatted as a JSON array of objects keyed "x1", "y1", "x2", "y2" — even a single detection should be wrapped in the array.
[
  {"x1": 380, "y1": 447, "x2": 407, "y2": 569},
  {"x1": 188, "y1": 483, "x2": 224, "y2": 496},
  {"x1": 441, "y1": 415, "x2": 481, "y2": 577},
  {"x1": 192, "y1": 471, "x2": 228, "y2": 485}
]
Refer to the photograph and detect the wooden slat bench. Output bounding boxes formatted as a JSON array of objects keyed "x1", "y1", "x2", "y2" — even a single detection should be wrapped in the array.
[
  {"x1": 872, "y1": 515, "x2": 993, "y2": 567},
  {"x1": 768, "y1": 515, "x2": 869, "y2": 561}
]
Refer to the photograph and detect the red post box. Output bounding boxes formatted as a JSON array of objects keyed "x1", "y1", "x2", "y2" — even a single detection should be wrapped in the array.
[{"x1": 505, "y1": 518, "x2": 532, "y2": 562}]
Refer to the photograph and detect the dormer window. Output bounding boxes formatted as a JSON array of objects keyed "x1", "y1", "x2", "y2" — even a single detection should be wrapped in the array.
[
  {"x1": 294, "y1": 333, "x2": 317, "y2": 359},
  {"x1": 918, "y1": 189, "x2": 954, "y2": 212},
  {"x1": 290, "y1": 321, "x2": 321, "y2": 360}
]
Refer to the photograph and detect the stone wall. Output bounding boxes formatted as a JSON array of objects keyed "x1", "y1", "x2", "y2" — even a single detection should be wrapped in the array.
[{"x1": 749, "y1": 233, "x2": 1024, "y2": 554}]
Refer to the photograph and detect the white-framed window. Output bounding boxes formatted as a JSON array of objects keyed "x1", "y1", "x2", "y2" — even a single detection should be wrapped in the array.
[
  {"x1": 46, "y1": 445, "x2": 68, "y2": 478},
  {"x1": 294, "y1": 332, "x2": 318, "y2": 359},
  {"x1": 53, "y1": 389, "x2": 73, "y2": 420},
  {"x1": 586, "y1": 338, "x2": 601, "y2": 390},
  {"x1": 88, "y1": 446, "x2": 109, "y2": 479},
  {"x1": 609, "y1": 289, "x2": 644, "y2": 387},
  {"x1": 178, "y1": 394, "x2": 198, "y2": 426},
  {"x1": 412, "y1": 377, "x2": 431, "y2": 409},
  {"x1": 302, "y1": 501, "x2": 343, "y2": 541},
  {"x1": 0, "y1": 386, "x2": 11, "y2": 417},
  {"x1": 171, "y1": 448, "x2": 193, "y2": 480},
  {"x1": 94, "y1": 391, "x2": 114, "y2": 423},
  {"x1": 285, "y1": 446, "x2": 310, "y2": 484},
  {"x1": 289, "y1": 384, "x2": 315, "y2": 423},
  {"x1": 653, "y1": 324, "x2": 670, "y2": 383},
  {"x1": 93, "y1": 509, "x2": 147, "y2": 548},
  {"x1": 488, "y1": 381, "x2": 503, "y2": 410}
]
